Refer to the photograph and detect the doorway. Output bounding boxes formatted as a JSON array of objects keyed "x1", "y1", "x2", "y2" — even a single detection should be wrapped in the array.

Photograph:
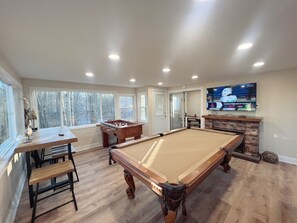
[
  {"x1": 169, "y1": 89, "x2": 202, "y2": 130},
  {"x1": 152, "y1": 89, "x2": 168, "y2": 134},
  {"x1": 169, "y1": 92, "x2": 185, "y2": 130}
]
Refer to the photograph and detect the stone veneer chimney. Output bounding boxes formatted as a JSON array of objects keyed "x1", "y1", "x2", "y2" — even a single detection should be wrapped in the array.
[{"x1": 202, "y1": 115, "x2": 263, "y2": 163}]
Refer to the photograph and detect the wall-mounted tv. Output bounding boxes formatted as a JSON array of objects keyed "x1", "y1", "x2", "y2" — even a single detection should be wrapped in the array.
[{"x1": 206, "y1": 83, "x2": 257, "y2": 111}]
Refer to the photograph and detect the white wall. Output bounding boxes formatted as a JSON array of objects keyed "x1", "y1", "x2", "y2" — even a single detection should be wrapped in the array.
[
  {"x1": 169, "y1": 68, "x2": 297, "y2": 160},
  {"x1": 187, "y1": 90, "x2": 201, "y2": 116},
  {"x1": 0, "y1": 53, "x2": 21, "y2": 84},
  {"x1": 0, "y1": 57, "x2": 25, "y2": 223}
]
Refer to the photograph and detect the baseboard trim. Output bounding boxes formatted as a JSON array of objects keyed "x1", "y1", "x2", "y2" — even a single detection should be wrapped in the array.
[
  {"x1": 6, "y1": 169, "x2": 26, "y2": 223},
  {"x1": 278, "y1": 155, "x2": 297, "y2": 165},
  {"x1": 75, "y1": 143, "x2": 102, "y2": 152}
]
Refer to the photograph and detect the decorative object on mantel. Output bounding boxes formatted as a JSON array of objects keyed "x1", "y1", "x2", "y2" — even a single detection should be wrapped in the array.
[
  {"x1": 23, "y1": 97, "x2": 38, "y2": 131},
  {"x1": 262, "y1": 151, "x2": 279, "y2": 164}
]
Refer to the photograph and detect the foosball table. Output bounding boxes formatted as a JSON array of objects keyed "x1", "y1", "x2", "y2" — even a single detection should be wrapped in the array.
[{"x1": 97, "y1": 120, "x2": 143, "y2": 147}]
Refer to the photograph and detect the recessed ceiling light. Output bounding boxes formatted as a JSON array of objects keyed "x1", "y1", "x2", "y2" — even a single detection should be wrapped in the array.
[
  {"x1": 192, "y1": 75, "x2": 198, "y2": 79},
  {"x1": 162, "y1": 68, "x2": 170, "y2": 73},
  {"x1": 130, "y1": 78, "x2": 136, "y2": 83},
  {"x1": 238, "y1": 43, "x2": 253, "y2": 50},
  {"x1": 253, "y1": 61, "x2": 265, "y2": 67},
  {"x1": 158, "y1": 82, "x2": 163, "y2": 86},
  {"x1": 85, "y1": 72, "x2": 94, "y2": 77},
  {"x1": 108, "y1": 54, "x2": 120, "y2": 60}
]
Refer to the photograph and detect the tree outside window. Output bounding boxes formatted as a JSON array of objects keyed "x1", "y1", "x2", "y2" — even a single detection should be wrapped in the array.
[
  {"x1": 34, "y1": 90, "x2": 115, "y2": 128},
  {"x1": 119, "y1": 95, "x2": 135, "y2": 121},
  {"x1": 0, "y1": 81, "x2": 9, "y2": 145}
]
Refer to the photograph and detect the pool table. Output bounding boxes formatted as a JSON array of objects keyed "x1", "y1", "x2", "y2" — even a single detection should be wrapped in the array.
[
  {"x1": 110, "y1": 127, "x2": 243, "y2": 223},
  {"x1": 97, "y1": 119, "x2": 143, "y2": 147}
]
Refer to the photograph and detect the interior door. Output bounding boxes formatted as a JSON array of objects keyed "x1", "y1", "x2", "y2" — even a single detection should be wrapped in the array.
[
  {"x1": 170, "y1": 92, "x2": 185, "y2": 130},
  {"x1": 152, "y1": 90, "x2": 167, "y2": 134}
]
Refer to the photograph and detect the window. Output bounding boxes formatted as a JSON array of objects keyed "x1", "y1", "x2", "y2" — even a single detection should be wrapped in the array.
[
  {"x1": 137, "y1": 92, "x2": 147, "y2": 122},
  {"x1": 101, "y1": 93, "x2": 115, "y2": 121},
  {"x1": 33, "y1": 89, "x2": 115, "y2": 128},
  {"x1": 62, "y1": 91, "x2": 101, "y2": 127},
  {"x1": 36, "y1": 91, "x2": 62, "y2": 128},
  {"x1": 0, "y1": 79, "x2": 19, "y2": 155},
  {"x1": 119, "y1": 95, "x2": 135, "y2": 121},
  {"x1": 0, "y1": 81, "x2": 10, "y2": 145}
]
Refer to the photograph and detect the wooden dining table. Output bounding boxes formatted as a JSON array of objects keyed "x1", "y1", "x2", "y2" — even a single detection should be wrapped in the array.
[{"x1": 15, "y1": 127, "x2": 78, "y2": 207}]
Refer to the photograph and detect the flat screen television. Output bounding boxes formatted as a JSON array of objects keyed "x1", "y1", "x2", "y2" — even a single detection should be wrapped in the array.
[{"x1": 206, "y1": 83, "x2": 257, "y2": 111}]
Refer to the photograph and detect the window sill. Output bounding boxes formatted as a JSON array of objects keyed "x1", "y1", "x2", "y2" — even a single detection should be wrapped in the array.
[
  {"x1": 0, "y1": 138, "x2": 21, "y2": 178},
  {"x1": 39, "y1": 124, "x2": 98, "y2": 132},
  {"x1": 68, "y1": 124, "x2": 97, "y2": 130}
]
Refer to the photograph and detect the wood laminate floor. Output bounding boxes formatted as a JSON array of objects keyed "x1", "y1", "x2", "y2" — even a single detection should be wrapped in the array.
[{"x1": 14, "y1": 148, "x2": 297, "y2": 223}]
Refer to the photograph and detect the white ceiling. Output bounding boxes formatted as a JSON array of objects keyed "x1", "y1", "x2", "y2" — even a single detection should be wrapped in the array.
[{"x1": 0, "y1": 0, "x2": 297, "y2": 87}]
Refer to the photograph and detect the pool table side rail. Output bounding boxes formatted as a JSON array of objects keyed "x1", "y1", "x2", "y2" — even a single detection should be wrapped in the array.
[
  {"x1": 112, "y1": 127, "x2": 187, "y2": 148},
  {"x1": 189, "y1": 126, "x2": 238, "y2": 136},
  {"x1": 180, "y1": 134, "x2": 243, "y2": 194},
  {"x1": 182, "y1": 150, "x2": 226, "y2": 194},
  {"x1": 111, "y1": 149, "x2": 167, "y2": 197},
  {"x1": 111, "y1": 127, "x2": 237, "y2": 150}
]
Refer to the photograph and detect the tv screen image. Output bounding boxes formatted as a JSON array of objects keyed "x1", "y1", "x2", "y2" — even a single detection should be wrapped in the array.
[{"x1": 206, "y1": 83, "x2": 257, "y2": 111}]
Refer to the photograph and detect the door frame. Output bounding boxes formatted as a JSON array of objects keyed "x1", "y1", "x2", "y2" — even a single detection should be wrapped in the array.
[
  {"x1": 169, "y1": 92, "x2": 185, "y2": 130},
  {"x1": 168, "y1": 87, "x2": 204, "y2": 128},
  {"x1": 152, "y1": 89, "x2": 169, "y2": 134}
]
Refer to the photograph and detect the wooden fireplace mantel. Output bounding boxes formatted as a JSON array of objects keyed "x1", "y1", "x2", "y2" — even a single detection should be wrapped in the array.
[{"x1": 202, "y1": 115, "x2": 263, "y2": 123}]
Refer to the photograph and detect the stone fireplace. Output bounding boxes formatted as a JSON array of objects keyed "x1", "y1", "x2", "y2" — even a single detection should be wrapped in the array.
[{"x1": 202, "y1": 115, "x2": 263, "y2": 163}]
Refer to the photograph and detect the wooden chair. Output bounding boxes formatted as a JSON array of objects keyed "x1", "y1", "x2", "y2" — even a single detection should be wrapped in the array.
[{"x1": 29, "y1": 160, "x2": 78, "y2": 223}]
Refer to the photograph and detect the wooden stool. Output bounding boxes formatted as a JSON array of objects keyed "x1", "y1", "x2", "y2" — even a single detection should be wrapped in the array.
[
  {"x1": 29, "y1": 160, "x2": 78, "y2": 223},
  {"x1": 40, "y1": 145, "x2": 79, "y2": 182}
]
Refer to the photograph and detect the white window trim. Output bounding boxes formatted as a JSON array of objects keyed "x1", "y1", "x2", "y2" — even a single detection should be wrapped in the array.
[{"x1": 118, "y1": 94, "x2": 137, "y2": 121}]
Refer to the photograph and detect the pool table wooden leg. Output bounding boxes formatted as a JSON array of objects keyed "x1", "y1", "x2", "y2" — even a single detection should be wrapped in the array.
[
  {"x1": 124, "y1": 170, "x2": 135, "y2": 199},
  {"x1": 159, "y1": 183, "x2": 186, "y2": 223},
  {"x1": 221, "y1": 153, "x2": 232, "y2": 173}
]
